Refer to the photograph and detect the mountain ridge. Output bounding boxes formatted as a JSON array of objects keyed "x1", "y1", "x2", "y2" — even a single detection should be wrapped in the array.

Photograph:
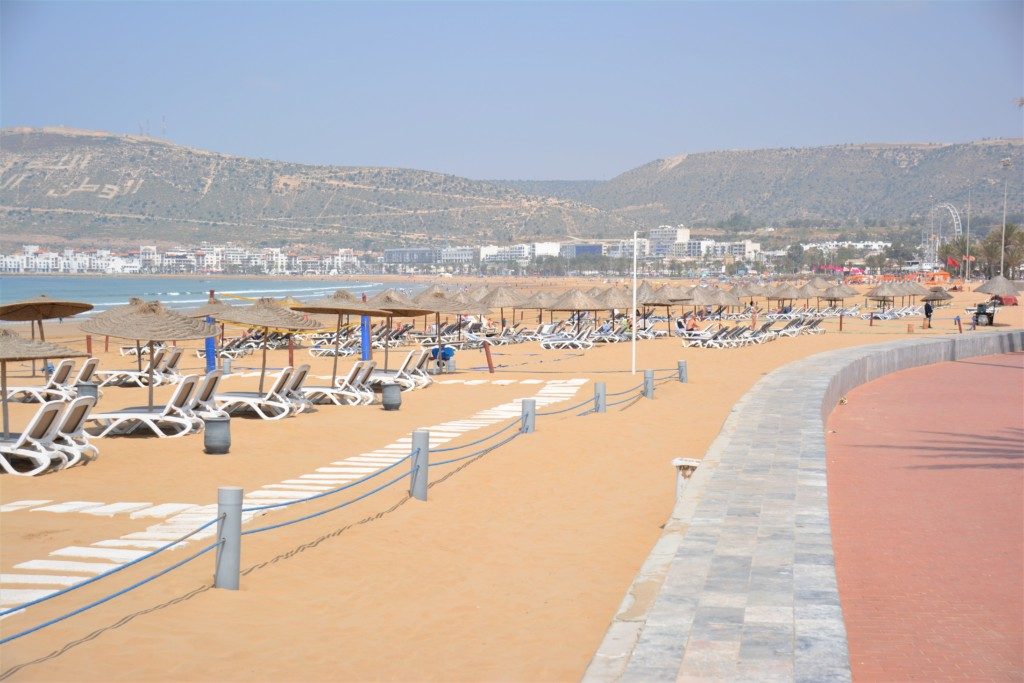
[{"x1": 1, "y1": 127, "x2": 1020, "y2": 248}]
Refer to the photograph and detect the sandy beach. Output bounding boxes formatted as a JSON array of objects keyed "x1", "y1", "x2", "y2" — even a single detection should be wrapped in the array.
[{"x1": 0, "y1": 282, "x2": 1020, "y2": 681}]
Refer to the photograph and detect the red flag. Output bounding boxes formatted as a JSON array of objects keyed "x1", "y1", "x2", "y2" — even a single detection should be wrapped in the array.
[{"x1": 947, "y1": 256, "x2": 960, "y2": 268}]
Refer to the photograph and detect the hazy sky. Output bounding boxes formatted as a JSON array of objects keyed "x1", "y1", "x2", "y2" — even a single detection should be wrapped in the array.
[{"x1": 2, "y1": 1, "x2": 1021, "y2": 179}]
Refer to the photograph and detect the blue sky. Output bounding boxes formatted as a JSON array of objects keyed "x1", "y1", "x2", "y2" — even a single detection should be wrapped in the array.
[{"x1": 2, "y1": 1, "x2": 1021, "y2": 179}]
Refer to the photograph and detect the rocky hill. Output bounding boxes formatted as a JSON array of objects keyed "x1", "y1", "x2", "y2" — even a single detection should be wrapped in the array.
[
  {"x1": 1, "y1": 128, "x2": 1020, "y2": 248},
  {"x1": 0, "y1": 128, "x2": 634, "y2": 248},
  {"x1": 581, "y1": 140, "x2": 1023, "y2": 228}
]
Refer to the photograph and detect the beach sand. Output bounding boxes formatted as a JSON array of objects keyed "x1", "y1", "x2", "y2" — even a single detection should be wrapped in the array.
[{"x1": 1, "y1": 284, "x2": 1019, "y2": 681}]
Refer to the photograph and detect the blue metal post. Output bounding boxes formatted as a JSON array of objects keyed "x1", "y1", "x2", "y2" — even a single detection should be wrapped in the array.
[
  {"x1": 360, "y1": 315, "x2": 371, "y2": 361},
  {"x1": 204, "y1": 316, "x2": 217, "y2": 374}
]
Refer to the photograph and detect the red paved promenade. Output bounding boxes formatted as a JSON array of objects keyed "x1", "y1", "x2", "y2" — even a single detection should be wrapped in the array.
[{"x1": 827, "y1": 352, "x2": 1024, "y2": 682}]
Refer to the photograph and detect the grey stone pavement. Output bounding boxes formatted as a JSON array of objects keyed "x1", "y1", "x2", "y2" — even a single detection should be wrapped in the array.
[{"x1": 584, "y1": 330, "x2": 1024, "y2": 683}]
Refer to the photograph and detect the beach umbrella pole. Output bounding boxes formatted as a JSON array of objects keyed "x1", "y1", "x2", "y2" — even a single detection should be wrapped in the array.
[
  {"x1": 147, "y1": 341, "x2": 156, "y2": 409},
  {"x1": 259, "y1": 328, "x2": 269, "y2": 394},
  {"x1": 384, "y1": 316, "x2": 392, "y2": 371},
  {"x1": 331, "y1": 314, "x2": 342, "y2": 384},
  {"x1": 2, "y1": 361, "x2": 8, "y2": 438}
]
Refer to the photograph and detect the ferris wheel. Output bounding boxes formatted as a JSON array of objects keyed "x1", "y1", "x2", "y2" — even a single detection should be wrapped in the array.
[{"x1": 924, "y1": 203, "x2": 963, "y2": 263}]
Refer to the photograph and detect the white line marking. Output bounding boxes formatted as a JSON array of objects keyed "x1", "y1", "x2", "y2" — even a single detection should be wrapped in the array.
[
  {"x1": 130, "y1": 503, "x2": 199, "y2": 519},
  {"x1": 14, "y1": 559, "x2": 122, "y2": 574},
  {"x1": 0, "y1": 574, "x2": 82, "y2": 587},
  {"x1": 0, "y1": 500, "x2": 52, "y2": 513},
  {"x1": 1, "y1": 589, "x2": 57, "y2": 605},
  {"x1": 79, "y1": 502, "x2": 153, "y2": 517},
  {"x1": 51, "y1": 546, "x2": 149, "y2": 562},
  {"x1": 32, "y1": 501, "x2": 106, "y2": 514}
]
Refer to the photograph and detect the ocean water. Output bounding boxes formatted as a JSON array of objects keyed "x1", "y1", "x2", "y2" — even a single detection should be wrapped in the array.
[{"x1": 0, "y1": 275, "x2": 407, "y2": 315}]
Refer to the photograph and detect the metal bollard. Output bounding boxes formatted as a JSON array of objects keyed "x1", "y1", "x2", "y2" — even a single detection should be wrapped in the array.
[
  {"x1": 520, "y1": 398, "x2": 536, "y2": 433},
  {"x1": 672, "y1": 458, "x2": 701, "y2": 503},
  {"x1": 643, "y1": 369, "x2": 655, "y2": 398},
  {"x1": 221, "y1": 357, "x2": 232, "y2": 375},
  {"x1": 214, "y1": 487, "x2": 242, "y2": 590},
  {"x1": 677, "y1": 360, "x2": 688, "y2": 383},
  {"x1": 955, "y1": 316, "x2": 963, "y2": 334},
  {"x1": 410, "y1": 429, "x2": 429, "y2": 501},
  {"x1": 594, "y1": 382, "x2": 606, "y2": 413}
]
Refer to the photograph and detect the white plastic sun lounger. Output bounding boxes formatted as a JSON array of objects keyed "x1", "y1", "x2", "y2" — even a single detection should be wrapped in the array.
[
  {"x1": 87, "y1": 375, "x2": 200, "y2": 438},
  {"x1": 214, "y1": 368, "x2": 294, "y2": 420},
  {"x1": 5, "y1": 359, "x2": 77, "y2": 403},
  {"x1": 95, "y1": 347, "x2": 168, "y2": 388},
  {"x1": 53, "y1": 396, "x2": 99, "y2": 468},
  {"x1": 0, "y1": 401, "x2": 68, "y2": 476}
]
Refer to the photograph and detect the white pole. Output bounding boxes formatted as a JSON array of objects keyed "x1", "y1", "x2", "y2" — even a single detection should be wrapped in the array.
[
  {"x1": 1000, "y1": 179, "x2": 1007, "y2": 276},
  {"x1": 965, "y1": 188, "x2": 971, "y2": 280},
  {"x1": 631, "y1": 231, "x2": 638, "y2": 376}
]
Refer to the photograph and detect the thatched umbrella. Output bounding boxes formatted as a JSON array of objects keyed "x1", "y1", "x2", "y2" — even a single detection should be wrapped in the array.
[
  {"x1": 0, "y1": 330, "x2": 86, "y2": 437},
  {"x1": 478, "y1": 286, "x2": 525, "y2": 329},
  {"x1": 820, "y1": 285, "x2": 851, "y2": 305},
  {"x1": 369, "y1": 289, "x2": 457, "y2": 364},
  {"x1": 0, "y1": 295, "x2": 93, "y2": 376},
  {"x1": 807, "y1": 276, "x2": 833, "y2": 291},
  {"x1": 292, "y1": 291, "x2": 389, "y2": 381},
  {"x1": 866, "y1": 282, "x2": 903, "y2": 309},
  {"x1": 975, "y1": 275, "x2": 1020, "y2": 297},
  {"x1": 81, "y1": 300, "x2": 217, "y2": 407},
  {"x1": 216, "y1": 299, "x2": 321, "y2": 393},
  {"x1": 548, "y1": 289, "x2": 604, "y2": 333},
  {"x1": 520, "y1": 290, "x2": 557, "y2": 323},
  {"x1": 645, "y1": 284, "x2": 693, "y2": 333},
  {"x1": 767, "y1": 284, "x2": 803, "y2": 307},
  {"x1": 921, "y1": 289, "x2": 953, "y2": 304},
  {"x1": 182, "y1": 297, "x2": 236, "y2": 319}
]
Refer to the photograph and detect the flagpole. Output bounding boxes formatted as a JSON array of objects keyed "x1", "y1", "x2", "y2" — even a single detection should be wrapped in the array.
[{"x1": 631, "y1": 230, "x2": 638, "y2": 376}]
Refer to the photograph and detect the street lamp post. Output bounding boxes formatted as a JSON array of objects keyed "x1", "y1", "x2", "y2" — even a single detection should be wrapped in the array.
[{"x1": 1000, "y1": 158, "x2": 1012, "y2": 277}]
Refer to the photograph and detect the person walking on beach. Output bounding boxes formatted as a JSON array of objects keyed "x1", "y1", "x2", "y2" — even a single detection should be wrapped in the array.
[{"x1": 923, "y1": 301, "x2": 933, "y2": 328}]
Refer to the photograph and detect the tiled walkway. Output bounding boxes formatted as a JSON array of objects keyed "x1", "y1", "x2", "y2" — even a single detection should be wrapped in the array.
[{"x1": 828, "y1": 353, "x2": 1024, "y2": 681}]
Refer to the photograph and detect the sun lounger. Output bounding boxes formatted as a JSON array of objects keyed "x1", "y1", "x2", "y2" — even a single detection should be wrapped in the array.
[
  {"x1": 95, "y1": 347, "x2": 168, "y2": 388},
  {"x1": 53, "y1": 396, "x2": 99, "y2": 468},
  {"x1": 302, "y1": 360, "x2": 374, "y2": 406},
  {"x1": 87, "y1": 375, "x2": 200, "y2": 438},
  {"x1": 5, "y1": 359, "x2": 77, "y2": 403},
  {"x1": 367, "y1": 352, "x2": 417, "y2": 390},
  {"x1": 0, "y1": 401, "x2": 67, "y2": 476},
  {"x1": 154, "y1": 347, "x2": 185, "y2": 384},
  {"x1": 283, "y1": 364, "x2": 314, "y2": 414},
  {"x1": 214, "y1": 368, "x2": 294, "y2": 420},
  {"x1": 188, "y1": 371, "x2": 227, "y2": 423}
]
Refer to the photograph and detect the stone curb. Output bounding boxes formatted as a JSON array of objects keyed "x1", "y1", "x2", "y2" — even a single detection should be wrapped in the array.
[{"x1": 584, "y1": 330, "x2": 1024, "y2": 683}]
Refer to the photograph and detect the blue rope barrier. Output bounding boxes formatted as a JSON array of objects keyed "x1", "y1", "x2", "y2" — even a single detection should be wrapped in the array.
[
  {"x1": 606, "y1": 382, "x2": 644, "y2": 397},
  {"x1": 431, "y1": 420, "x2": 520, "y2": 453},
  {"x1": 536, "y1": 396, "x2": 595, "y2": 416},
  {"x1": 241, "y1": 468, "x2": 412, "y2": 536},
  {"x1": 0, "y1": 539, "x2": 222, "y2": 645},
  {"x1": 0, "y1": 515, "x2": 223, "y2": 619},
  {"x1": 429, "y1": 431, "x2": 522, "y2": 467},
  {"x1": 606, "y1": 391, "x2": 643, "y2": 408},
  {"x1": 240, "y1": 451, "x2": 415, "y2": 513}
]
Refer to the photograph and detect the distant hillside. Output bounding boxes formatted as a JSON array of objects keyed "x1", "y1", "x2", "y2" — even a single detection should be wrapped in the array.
[
  {"x1": 584, "y1": 141, "x2": 1023, "y2": 227},
  {"x1": 0, "y1": 128, "x2": 635, "y2": 247},
  {"x1": 1, "y1": 129, "x2": 1020, "y2": 249},
  {"x1": 491, "y1": 180, "x2": 602, "y2": 204}
]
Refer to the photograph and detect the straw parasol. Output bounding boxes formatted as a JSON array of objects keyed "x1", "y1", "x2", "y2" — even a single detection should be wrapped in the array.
[
  {"x1": 477, "y1": 286, "x2": 526, "y2": 328},
  {"x1": 182, "y1": 297, "x2": 236, "y2": 319},
  {"x1": 975, "y1": 275, "x2": 1020, "y2": 297},
  {"x1": 767, "y1": 284, "x2": 803, "y2": 302},
  {"x1": 368, "y1": 289, "x2": 459, "y2": 362},
  {"x1": 216, "y1": 298, "x2": 321, "y2": 393},
  {"x1": 0, "y1": 294, "x2": 93, "y2": 375},
  {"x1": 807, "y1": 276, "x2": 833, "y2": 291},
  {"x1": 920, "y1": 289, "x2": 953, "y2": 304},
  {"x1": 866, "y1": 282, "x2": 903, "y2": 308},
  {"x1": 81, "y1": 300, "x2": 217, "y2": 407},
  {"x1": 819, "y1": 285, "x2": 851, "y2": 303},
  {"x1": 292, "y1": 291, "x2": 389, "y2": 380},
  {"x1": 520, "y1": 290, "x2": 557, "y2": 323},
  {"x1": 0, "y1": 330, "x2": 87, "y2": 437},
  {"x1": 547, "y1": 289, "x2": 604, "y2": 333}
]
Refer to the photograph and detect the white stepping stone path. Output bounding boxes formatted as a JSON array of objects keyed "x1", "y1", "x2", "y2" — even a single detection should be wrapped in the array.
[{"x1": 0, "y1": 379, "x2": 587, "y2": 612}]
